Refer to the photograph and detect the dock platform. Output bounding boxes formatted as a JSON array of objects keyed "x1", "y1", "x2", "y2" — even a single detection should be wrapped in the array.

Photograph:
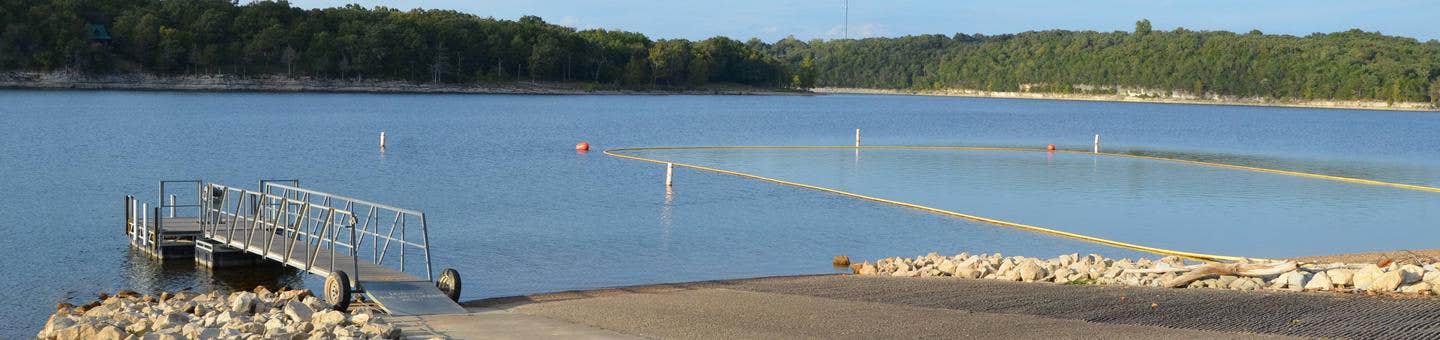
[{"x1": 124, "y1": 180, "x2": 465, "y2": 315}]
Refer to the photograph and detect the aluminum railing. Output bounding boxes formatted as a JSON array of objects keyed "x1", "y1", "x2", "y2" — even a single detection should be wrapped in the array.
[
  {"x1": 159, "y1": 180, "x2": 204, "y2": 219},
  {"x1": 261, "y1": 182, "x2": 435, "y2": 281},
  {"x1": 123, "y1": 195, "x2": 158, "y2": 251},
  {"x1": 200, "y1": 183, "x2": 361, "y2": 282}
]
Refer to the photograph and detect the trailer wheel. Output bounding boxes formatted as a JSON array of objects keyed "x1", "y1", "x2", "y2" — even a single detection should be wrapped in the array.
[
  {"x1": 437, "y1": 268, "x2": 462, "y2": 302},
  {"x1": 325, "y1": 271, "x2": 352, "y2": 311}
]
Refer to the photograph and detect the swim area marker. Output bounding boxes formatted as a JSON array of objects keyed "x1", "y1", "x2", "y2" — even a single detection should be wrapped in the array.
[{"x1": 605, "y1": 145, "x2": 1440, "y2": 262}]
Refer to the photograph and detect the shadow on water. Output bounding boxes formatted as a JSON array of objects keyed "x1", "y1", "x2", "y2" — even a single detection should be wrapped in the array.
[{"x1": 89, "y1": 249, "x2": 308, "y2": 304}]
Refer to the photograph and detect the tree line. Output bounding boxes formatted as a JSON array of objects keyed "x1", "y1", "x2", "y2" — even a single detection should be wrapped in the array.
[
  {"x1": 3, "y1": 2, "x2": 1437, "y2": 104},
  {"x1": 0, "y1": 0, "x2": 792, "y2": 88},
  {"x1": 763, "y1": 20, "x2": 1440, "y2": 105}
]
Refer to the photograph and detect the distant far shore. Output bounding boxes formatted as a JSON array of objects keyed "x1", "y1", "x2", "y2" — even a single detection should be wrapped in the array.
[
  {"x1": 816, "y1": 87, "x2": 1440, "y2": 112},
  {"x1": 0, "y1": 71, "x2": 807, "y2": 96}
]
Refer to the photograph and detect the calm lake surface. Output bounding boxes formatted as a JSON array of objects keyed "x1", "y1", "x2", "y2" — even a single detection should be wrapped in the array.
[{"x1": 2, "y1": 90, "x2": 1439, "y2": 336}]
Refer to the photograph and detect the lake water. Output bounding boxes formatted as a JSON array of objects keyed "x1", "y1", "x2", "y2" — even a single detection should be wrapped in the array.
[{"x1": 2, "y1": 90, "x2": 1439, "y2": 337}]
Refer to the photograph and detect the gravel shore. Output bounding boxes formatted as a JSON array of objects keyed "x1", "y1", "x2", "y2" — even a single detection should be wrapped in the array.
[
  {"x1": 36, "y1": 287, "x2": 401, "y2": 340},
  {"x1": 856, "y1": 251, "x2": 1440, "y2": 296}
]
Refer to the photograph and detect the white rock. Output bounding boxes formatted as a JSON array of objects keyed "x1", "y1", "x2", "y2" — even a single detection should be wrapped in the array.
[
  {"x1": 1400, "y1": 282, "x2": 1432, "y2": 294},
  {"x1": 1399, "y1": 265, "x2": 1425, "y2": 284},
  {"x1": 350, "y1": 313, "x2": 372, "y2": 326},
  {"x1": 229, "y1": 292, "x2": 258, "y2": 314},
  {"x1": 312, "y1": 309, "x2": 348, "y2": 329},
  {"x1": 94, "y1": 325, "x2": 125, "y2": 340},
  {"x1": 1303, "y1": 271, "x2": 1333, "y2": 291},
  {"x1": 283, "y1": 300, "x2": 314, "y2": 322},
  {"x1": 360, "y1": 321, "x2": 400, "y2": 339},
  {"x1": 1326, "y1": 268, "x2": 1355, "y2": 287},
  {"x1": 1354, "y1": 265, "x2": 1383, "y2": 290},
  {"x1": 303, "y1": 296, "x2": 329, "y2": 312},
  {"x1": 1017, "y1": 261, "x2": 1046, "y2": 282},
  {"x1": 1423, "y1": 270, "x2": 1440, "y2": 284},
  {"x1": 334, "y1": 325, "x2": 361, "y2": 338},
  {"x1": 264, "y1": 317, "x2": 285, "y2": 331},
  {"x1": 125, "y1": 319, "x2": 151, "y2": 334},
  {"x1": 152, "y1": 313, "x2": 189, "y2": 331},
  {"x1": 937, "y1": 259, "x2": 958, "y2": 276},
  {"x1": 1284, "y1": 271, "x2": 1309, "y2": 292},
  {"x1": 1369, "y1": 270, "x2": 1405, "y2": 292},
  {"x1": 1051, "y1": 268, "x2": 1075, "y2": 283}
]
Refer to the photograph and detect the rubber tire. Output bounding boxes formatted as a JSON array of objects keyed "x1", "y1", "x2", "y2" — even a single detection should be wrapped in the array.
[
  {"x1": 437, "y1": 268, "x2": 462, "y2": 302},
  {"x1": 325, "y1": 271, "x2": 352, "y2": 311}
]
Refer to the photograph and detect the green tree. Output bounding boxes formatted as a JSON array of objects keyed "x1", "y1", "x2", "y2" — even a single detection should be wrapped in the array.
[
  {"x1": 621, "y1": 55, "x2": 649, "y2": 86},
  {"x1": 793, "y1": 56, "x2": 816, "y2": 89},
  {"x1": 648, "y1": 39, "x2": 691, "y2": 86},
  {"x1": 1135, "y1": 19, "x2": 1152, "y2": 36},
  {"x1": 1430, "y1": 78, "x2": 1440, "y2": 107},
  {"x1": 528, "y1": 35, "x2": 562, "y2": 80}
]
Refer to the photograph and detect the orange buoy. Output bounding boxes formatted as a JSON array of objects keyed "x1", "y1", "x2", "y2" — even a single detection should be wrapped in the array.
[
  {"x1": 575, "y1": 141, "x2": 591, "y2": 151},
  {"x1": 1046, "y1": 144, "x2": 1056, "y2": 151}
]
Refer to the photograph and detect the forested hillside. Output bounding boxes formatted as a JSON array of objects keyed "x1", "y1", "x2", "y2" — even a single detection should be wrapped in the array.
[
  {"x1": 3, "y1": 1, "x2": 1438, "y2": 104},
  {"x1": 764, "y1": 20, "x2": 1440, "y2": 105},
  {"x1": 0, "y1": 0, "x2": 789, "y2": 88}
]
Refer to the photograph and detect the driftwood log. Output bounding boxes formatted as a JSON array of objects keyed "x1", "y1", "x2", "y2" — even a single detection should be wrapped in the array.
[{"x1": 1138, "y1": 261, "x2": 1298, "y2": 288}]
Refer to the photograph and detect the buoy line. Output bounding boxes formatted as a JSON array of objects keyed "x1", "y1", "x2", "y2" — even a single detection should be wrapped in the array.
[{"x1": 604, "y1": 145, "x2": 1440, "y2": 262}]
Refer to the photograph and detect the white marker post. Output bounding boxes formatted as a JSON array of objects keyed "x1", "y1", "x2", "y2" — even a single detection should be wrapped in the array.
[
  {"x1": 379, "y1": 131, "x2": 387, "y2": 150},
  {"x1": 855, "y1": 129, "x2": 861, "y2": 148},
  {"x1": 1093, "y1": 134, "x2": 1101, "y2": 154},
  {"x1": 665, "y1": 163, "x2": 674, "y2": 187}
]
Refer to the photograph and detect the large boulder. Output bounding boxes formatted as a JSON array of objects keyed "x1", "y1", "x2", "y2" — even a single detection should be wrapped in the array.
[
  {"x1": 360, "y1": 319, "x2": 401, "y2": 339},
  {"x1": 1369, "y1": 270, "x2": 1405, "y2": 292},
  {"x1": 857, "y1": 262, "x2": 877, "y2": 275},
  {"x1": 283, "y1": 300, "x2": 314, "y2": 322},
  {"x1": 312, "y1": 309, "x2": 348, "y2": 329},
  {"x1": 1303, "y1": 271, "x2": 1333, "y2": 291},
  {"x1": 937, "y1": 259, "x2": 958, "y2": 276},
  {"x1": 1325, "y1": 268, "x2": 1355, "y2": 287},
  {"x1": 229, "y1": 292, "x2": 258, "y2": 314},
  {"x1": 1353, "y1": 265, "x2": 1383, "y2": 290},
  {"x1": 152, "y1": 312, "x2": 189, "y2": 331}
]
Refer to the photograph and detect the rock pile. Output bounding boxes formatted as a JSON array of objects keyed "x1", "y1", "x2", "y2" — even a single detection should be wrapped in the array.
[
  {"x1": 854, "y1": 252, "x2": 1440, "y2": 296},
  {"x1": 37, "y1": 287, "x2": 402, "y2": 340}
]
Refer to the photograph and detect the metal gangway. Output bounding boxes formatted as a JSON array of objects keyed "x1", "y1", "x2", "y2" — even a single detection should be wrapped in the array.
[{"x1": 125, "y1": 180, "x2": 465, "y2": 315}]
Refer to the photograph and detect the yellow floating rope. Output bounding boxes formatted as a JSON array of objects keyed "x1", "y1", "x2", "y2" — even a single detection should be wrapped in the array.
[{"x1": 605, "y1": 145, "x2": 1439, "y2": 262}]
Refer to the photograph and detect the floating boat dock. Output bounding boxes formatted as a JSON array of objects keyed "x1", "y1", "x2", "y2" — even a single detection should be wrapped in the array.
[{"x1": 124, "y1": 180, "x2": 465, "y2": 315}]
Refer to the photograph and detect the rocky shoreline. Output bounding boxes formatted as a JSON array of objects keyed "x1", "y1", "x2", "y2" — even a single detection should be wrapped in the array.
[
  {"x1": 0, "y1": 71, "x2": 805, "y2": 96},
  {"x1": 854, "y1": 252, "x2": 1440, "y2": 296},
  {"x1": 36, "y1": 287, "x2": 401, "y2": 340}
]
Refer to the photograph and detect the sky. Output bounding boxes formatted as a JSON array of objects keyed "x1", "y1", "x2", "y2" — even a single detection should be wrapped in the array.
[{"x1": 289, "y1": 0, "x2": 1439, "y2": 42}]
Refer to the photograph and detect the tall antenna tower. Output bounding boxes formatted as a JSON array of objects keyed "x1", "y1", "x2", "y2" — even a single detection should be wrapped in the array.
[{"x1": 844, "y1": 0, "x2": 849, "y2": 39}]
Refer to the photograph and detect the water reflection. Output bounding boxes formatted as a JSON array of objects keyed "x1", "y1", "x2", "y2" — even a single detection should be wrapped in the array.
[{"x1": 112, "y1": 249, "x2": 307, "y2": 302}]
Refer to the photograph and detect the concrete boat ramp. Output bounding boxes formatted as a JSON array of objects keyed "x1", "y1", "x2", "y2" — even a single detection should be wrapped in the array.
[
  {"x1": 385, "y1": 275, "x2": 1440, "y2": 339},
  {"x1": 125, "y1": 180, "x2": 465, "y2": 316}
]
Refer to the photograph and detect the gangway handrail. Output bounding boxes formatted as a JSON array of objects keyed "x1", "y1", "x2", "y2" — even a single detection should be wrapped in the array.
[
  {"x1": 200, "y1": 183, "x2": 362, "y2": 285},
  {"x1": 264, "y1": 183, "x2": 425, "y2": 215},
  {"x1": 261, "y1": 182, "x2": 435, "y2": 282}
]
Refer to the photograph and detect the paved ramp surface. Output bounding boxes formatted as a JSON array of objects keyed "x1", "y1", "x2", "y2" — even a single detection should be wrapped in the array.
[
  {"x1": 363, "y1": 281, "x2": 467, "y2": 316},
  {"x1": 454, "y1": 275, "x2": 1440, "y2": 339},
  {"x1": 717, "y1": 275, "x2": 1440, "y2": 339}
]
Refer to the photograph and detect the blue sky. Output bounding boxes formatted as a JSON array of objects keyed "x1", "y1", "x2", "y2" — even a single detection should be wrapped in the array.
[{"x1": 290, "y1": 0, "x2": 1439, "y2": 42}]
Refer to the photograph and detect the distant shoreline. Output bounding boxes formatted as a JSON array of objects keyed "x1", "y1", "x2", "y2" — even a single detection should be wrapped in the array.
[
  {"x1": 0, "y1": 72, "x2": 806, "y2": 96},
  {"x1": 815, "y1": 87, "x2": 1440, "y2": 112}
]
